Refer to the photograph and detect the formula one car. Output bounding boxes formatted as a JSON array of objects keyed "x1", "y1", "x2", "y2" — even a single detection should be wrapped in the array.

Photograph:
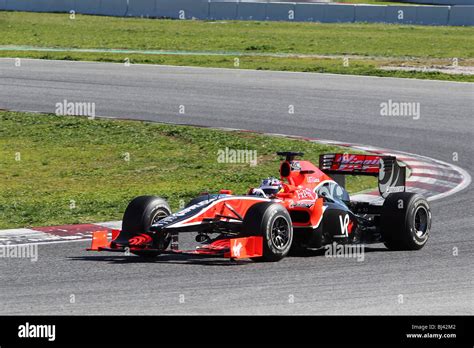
[{"x1": 89, "y1": 152, "x2": 431, "y2": 262}]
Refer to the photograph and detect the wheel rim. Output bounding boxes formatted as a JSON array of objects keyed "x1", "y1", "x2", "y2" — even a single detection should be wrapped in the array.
[
  {"x1": 271, "y1": 216, "x2": 291, "y2": 250},
  {"x1": 414, "y1": 206, "x2": 429, "y2": 238},
  {"x1": 151, "y1": 208, "x2": 171, "y2": 249},
  {"x1": 152, "y1": 208, "x2": 169, "y2": 224}
]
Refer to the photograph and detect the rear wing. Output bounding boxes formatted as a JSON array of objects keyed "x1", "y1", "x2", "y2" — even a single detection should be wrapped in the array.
[{"x1": 319, "y1": 153, "x2": 406, "y2": 198}]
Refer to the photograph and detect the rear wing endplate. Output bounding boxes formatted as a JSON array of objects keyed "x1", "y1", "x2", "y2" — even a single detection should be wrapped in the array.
[{"x1": 319, "y1": 153, "x2": 406, "y2": 198}]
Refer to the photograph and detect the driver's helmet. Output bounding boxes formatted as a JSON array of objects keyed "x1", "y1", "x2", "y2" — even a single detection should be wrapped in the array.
[{"x1": 258, "y1": 177, "x2": 283, "y2": 197}]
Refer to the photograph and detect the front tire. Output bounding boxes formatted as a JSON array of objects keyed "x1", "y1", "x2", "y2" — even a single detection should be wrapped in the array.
[
  {"x1": 381, "y1": 192, "x2": 431, "y2": 250},
  {"x1": 119, "y1": 195, "x2": 171, "y2": 257},
  {"x1": 242, "y1": 202, "x2": 293, "y2": 262}
]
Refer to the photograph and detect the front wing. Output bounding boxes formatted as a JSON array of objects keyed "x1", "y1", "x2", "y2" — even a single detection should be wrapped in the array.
[{"x1": 87, "y1": 230, "x2": 263, "y2": 259}]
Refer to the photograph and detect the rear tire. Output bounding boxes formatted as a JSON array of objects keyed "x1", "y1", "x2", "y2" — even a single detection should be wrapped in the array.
[
  {"x1": 120, "y1": 196, "x2": 171, "y2": 257},
  {"x1": 242, "y1": 202, "x2": 293, "y2": 262},
  {"x1": 381, "y1": 192, "x2": 431, "y2": 250}
]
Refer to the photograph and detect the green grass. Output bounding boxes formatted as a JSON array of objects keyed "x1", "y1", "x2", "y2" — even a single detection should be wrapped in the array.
[
  {"x1": 0, "y1": 111, "x2": 375, "y2": 229},
  {"x1": 0, "y1": 12, "x2": 473, "y2": 82}
]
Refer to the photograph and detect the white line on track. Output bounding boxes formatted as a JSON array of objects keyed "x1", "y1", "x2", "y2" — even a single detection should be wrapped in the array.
[{"x1": 1, "y1": 57, "x2": 472, "y2": 84}]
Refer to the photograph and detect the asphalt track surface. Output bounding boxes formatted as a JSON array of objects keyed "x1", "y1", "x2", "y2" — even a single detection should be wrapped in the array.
[{"x1": 0, "y1": 59, "x2": 473, "y2": 315}]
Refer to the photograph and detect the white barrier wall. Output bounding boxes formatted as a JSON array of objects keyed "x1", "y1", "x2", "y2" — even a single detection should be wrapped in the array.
[{"x1": 0, "y1": 0, "x2": 472, "y2": 26}]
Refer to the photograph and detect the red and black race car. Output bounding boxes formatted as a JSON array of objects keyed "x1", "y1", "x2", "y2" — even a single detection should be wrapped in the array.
[{"x1": 89, "y1": 152, "x2": 431, "y2": 262}]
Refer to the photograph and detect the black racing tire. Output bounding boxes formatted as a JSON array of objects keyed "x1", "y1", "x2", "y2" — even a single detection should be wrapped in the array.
[
  {"x1": 120, "y1": 196, "x2": 171, "y2": 257},
  {"x1": 242, "y1": 202, "x2": 293, "y2": 262},
  {"x1": 381, "y1": 192, "x2": 431, "y2": 251}
]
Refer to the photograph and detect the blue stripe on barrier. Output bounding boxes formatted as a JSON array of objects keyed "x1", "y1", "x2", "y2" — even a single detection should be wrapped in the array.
[
  {"x1": 398, "y1": 0, "x2": 473, "y2": 5},
  {"x1": 237, "y1": 2, "x2": 266, "y2": 21},
  {"x1": 156, "y1": 0, "x2": 209, "y2": 20},
  {"x1": 265, "y1": 2, "x2": 295, "y2": 21},
  {"x1": 209, "y1": 0, "x2": 238, "y2": 20},
  {"x1": 127, "y1": 0, "x2": 157, "y2": 18},
  {"x1": 0, "y1": 0, "x2": 471, "y2": 26},
  {"x1": 5, "y1": 0, "x2": 33, "y2": 11},
  {"x1": 415, "y1": 6, "x2": 450, "y2": 25},
  {"x1": 98, "y1": 0, "x2": 128, "y2": 17},
  {"x1": 385, "y1": 6, "x2": 417, "y2": 24},
  {"x1": 294, "y1": 3, "x2": 325, "y2": 22},
  {"x1": 323, "y1": 4, "x2": 355, "y2": 23},
  {"x1": 448, "y1": 5, "x2": 474, "y2": 25},
  {"x1": 75, "y1": 0, "x2": 101, "y2": 15},
  {"x1": 355, "y1": 5, "x2": 386, "y2": 23}
]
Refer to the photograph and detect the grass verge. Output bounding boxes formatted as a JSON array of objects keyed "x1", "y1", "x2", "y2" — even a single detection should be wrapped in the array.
[
  {"x1": 0, "y1": 111, "x2": 375, "y2": 229},
  {"x1": 0, "y1": 12, "x2": 473, "y2": 82}
]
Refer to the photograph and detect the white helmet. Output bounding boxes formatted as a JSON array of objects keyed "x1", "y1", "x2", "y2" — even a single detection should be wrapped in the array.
[{"x1": 258, "y1": 177, "x2": 283, "y2": 197}]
